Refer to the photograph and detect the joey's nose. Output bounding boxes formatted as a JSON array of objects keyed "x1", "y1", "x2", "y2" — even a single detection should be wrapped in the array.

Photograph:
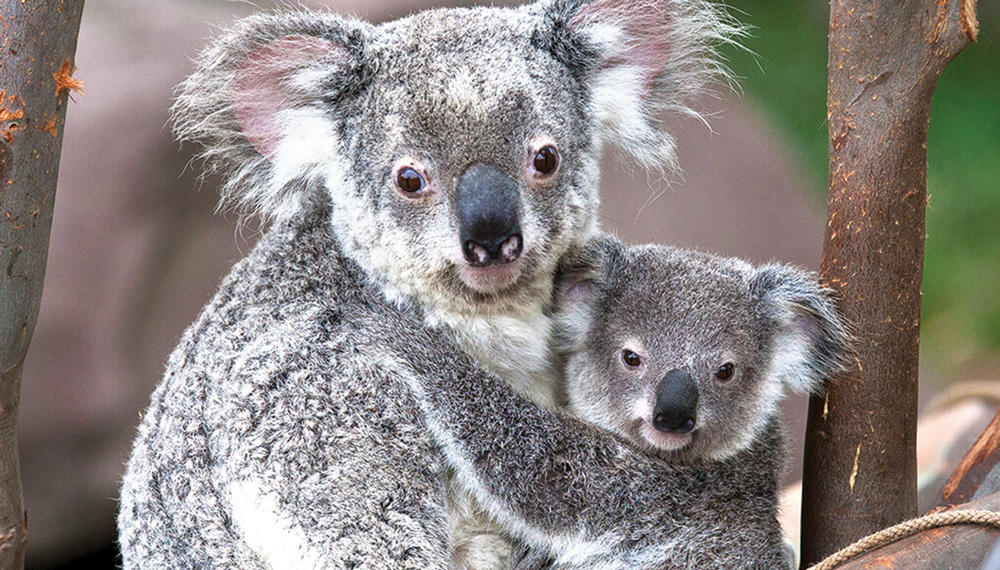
[
  {"x1": 455, "y1": 163, "x2": 522, "y2": 267},
  {"x1": 652, "y1": 369, "x2": 698, "y2": 434}
]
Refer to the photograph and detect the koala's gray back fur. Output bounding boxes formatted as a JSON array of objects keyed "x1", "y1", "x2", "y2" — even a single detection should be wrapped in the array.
[{"x1": 119, "y1": 205, "x2": 450, "y2": 568}]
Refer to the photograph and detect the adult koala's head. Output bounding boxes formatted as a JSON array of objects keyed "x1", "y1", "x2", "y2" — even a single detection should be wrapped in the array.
[
  {"x1": 555, "y1": 236, "x2": 852, "y2": 462},
  {"x1": 174, "y1": 1, "x2": 740, "y2": 314}
]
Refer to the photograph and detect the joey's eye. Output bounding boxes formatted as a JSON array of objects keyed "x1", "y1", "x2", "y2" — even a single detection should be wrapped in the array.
[
  {"x1": 621, "y1": 349, "x2": 642, "y2": 369},
  {"x1": 395, "y1": 167, "x2": 425, "y2": 195},
  {"x1": 715, "y1": 362, "x2": 735, "y2": 381},
  {"x1": 532, "y1": 145, "x2": 559, "y2": 176}
]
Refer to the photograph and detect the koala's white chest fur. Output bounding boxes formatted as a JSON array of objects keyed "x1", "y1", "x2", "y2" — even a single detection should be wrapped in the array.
[{"x1": 429, "y1": 307, "x2": 560, "y2": 409}]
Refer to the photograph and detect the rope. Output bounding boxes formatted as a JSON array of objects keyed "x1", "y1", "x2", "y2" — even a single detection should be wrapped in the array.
[{"x1": 809, "y1": 509, "x2": 1000, "y2": 570}]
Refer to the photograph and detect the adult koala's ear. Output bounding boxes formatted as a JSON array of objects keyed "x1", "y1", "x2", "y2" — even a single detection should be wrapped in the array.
[
  {"x1": 553, "y1": 235, "x2": 625, "y2": 351},
  {"x1": 751, "y1": 264, "x2": 853, "y2": 395},
  {"x1": 173, "y1": 11, "x2": 375, "y2": 221},
  {"x1": 536, "y1": 0, "x2": 744, "y2": 170}
]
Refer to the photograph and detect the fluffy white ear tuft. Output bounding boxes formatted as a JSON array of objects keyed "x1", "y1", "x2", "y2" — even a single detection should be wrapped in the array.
[
  {"x1": 172, "y1": 11, "x2": 372, "y2": 222},
  {"x1": 549, "y1": 0, "x2": 745, "y2": 170},
  {"x1": 232, "y1": 36, "x2": 346, "y2": 160},
  {"x1": 752, "y1": 264, "x2": 853, "y2": 395}
]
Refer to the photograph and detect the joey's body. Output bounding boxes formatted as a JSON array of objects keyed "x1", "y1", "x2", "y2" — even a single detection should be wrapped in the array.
[{"x1": 499, "y1": 235, "x2": 852, "y2": 567}]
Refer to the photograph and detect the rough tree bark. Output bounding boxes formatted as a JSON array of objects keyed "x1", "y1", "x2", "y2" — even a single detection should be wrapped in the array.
[
  {"x1": 800, "y1": 0, "x2": 977, "y2": 566},
  {"x1": 0, "y1": 2, "x2": 85, "y2": 568}
]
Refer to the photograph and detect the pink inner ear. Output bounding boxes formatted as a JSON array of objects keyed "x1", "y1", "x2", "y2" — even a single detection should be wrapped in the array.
[
  {"x1": 558, "y1": 278, "x2": 596, "y2": 308},
  {"x1": 790, "y1": 310, "x2": 825, "y2": 346},
  {"x1": 232, "y1": 35, "x2": 345, "y2": 159},
  {"x1": 571, "y1": 0, "x2": 674, "y2": 92}
]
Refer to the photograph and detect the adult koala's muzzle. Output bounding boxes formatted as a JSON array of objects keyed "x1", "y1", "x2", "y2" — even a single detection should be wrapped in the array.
[{"x1": 455, "y1": 163, "x2": 523, "y2": 268}]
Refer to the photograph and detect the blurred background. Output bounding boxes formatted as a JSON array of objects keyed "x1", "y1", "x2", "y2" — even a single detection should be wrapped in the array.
[{"x1": 16, "y1": 0, "x2": 998, "y2": 567}]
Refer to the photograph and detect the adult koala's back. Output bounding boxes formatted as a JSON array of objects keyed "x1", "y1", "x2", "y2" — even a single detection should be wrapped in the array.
[
  {"x1": 119, "y1": 210, "x2": 451, "y2": 567},
  {"x1": 118, "y1": 1, "x2": 740, "y2": 568}
]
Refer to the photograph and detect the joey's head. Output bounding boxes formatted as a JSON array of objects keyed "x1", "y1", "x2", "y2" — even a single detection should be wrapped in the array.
[
  {"x1": 173, "y1": 2, "x2": 741, "y2": 315},
  {"x1": 554, "y1": 236, "x2": 851, "y2": 462}
]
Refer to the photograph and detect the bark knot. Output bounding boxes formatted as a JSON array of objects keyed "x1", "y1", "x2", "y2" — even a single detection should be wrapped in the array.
[{"x1": 53, "y1": 60, "x2": 84, "y2": 100}]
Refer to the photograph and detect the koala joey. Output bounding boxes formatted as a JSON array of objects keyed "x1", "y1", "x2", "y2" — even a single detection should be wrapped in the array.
[
  {"x1": 554, "y1": 235, "x2": 852, "y2": 465},
  {"x1": 118, "y1": 1, "x2": 743, "y2": 569},
  {"x1": 412, "y1": 235, "x2": 850, "y2": 568}
]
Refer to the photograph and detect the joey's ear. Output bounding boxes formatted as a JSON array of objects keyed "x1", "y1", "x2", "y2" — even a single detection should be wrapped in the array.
[
  {"x1": 752, "y1": 264, "x2": 853, "y2": 394},
  {"x1": 537, "y1": 0, "x2": 743, "y2": 170},
  {"x1": 553, "y1": 235, "x2": 625, "y2": 348},
  {"x1": 554, "y1": 247, "x2": 601, "y2": 311},
  {"x1": 172, "y1": 11, "x2": 374, "y2": 221}
]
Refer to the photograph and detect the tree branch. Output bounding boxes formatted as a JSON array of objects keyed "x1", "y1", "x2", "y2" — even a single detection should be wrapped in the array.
[
  {"x1": 0, "y1": 2, "x2": 85, "y2": 567},
  {"x1": 800, "y1": 0, "x2": 976, "y2": 566}
]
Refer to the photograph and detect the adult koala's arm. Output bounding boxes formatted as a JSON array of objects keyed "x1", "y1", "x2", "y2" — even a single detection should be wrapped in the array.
[
  {"x1": 118, "y1": 274, "x2": 273, "y2": 569},
  {"x1": 118, "y1": 371, "x2": 271, "y2": 569},
  {"x1": 378, "y1": 320, "x2": 787, "y2": 568},
  {"x1": 119, "y1": 215, "x2": 453, "y2": 569}
]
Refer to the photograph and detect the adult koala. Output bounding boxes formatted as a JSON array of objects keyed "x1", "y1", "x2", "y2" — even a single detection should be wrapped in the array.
[{"x1": 118, "y1": 1, "x2": 740, "y2": 568}]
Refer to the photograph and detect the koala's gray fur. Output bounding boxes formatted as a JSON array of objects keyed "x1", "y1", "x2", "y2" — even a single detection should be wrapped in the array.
[
  {"x1": 119, "y1": 209, "x2": 456, "y2": 568},
  {"x1": 553, "y1": 236, "x2": 852, "y2": 464},
  {"x1": 118, "y1": 1, "x2": 745, "y2": 568},
  {"x1": 391, "y1": 306, "x2": 793, "y2": 569},
  {"x1": 436, "y1": 234, "x2": 851, "y2": 568}
]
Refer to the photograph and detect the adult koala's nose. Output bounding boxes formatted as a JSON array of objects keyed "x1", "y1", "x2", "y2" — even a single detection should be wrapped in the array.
[
  {"x1": 455, "y1": 163, "x2": 523, "y2": 267},
  {"x1": 652, "y1": 369, "x2": 698, "y2": 434}
]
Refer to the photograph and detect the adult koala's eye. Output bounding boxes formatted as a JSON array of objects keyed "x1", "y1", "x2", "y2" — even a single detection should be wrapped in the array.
[
  {"x1": 621, "y1": 349, "x2": 642, "y2": 369},
  {"x1": 715, "y1": 362, "x2": 736, "y2": 381},
  {"x1": 395, "y1": 166, "x2": 426, "y2": 196},
  {"x1": 532, "y1": 145, "x2": 559, "y2": 176}
]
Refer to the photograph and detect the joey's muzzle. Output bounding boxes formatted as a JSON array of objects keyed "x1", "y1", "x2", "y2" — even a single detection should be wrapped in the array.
[
  {"x1": 455, "y1": 163, "x2": 523, "y2": 267},
  {"x1": 652, "y1": 369, "x2": 698, "y2": 434}
]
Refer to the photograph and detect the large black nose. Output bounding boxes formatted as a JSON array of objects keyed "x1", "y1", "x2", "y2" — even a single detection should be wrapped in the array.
[
  {"x1": 652, "y1": 369, "x2": 698, "y2": 434},
  {"x1": 455, "y1": 163, "x2": 523, "y2": 267}
]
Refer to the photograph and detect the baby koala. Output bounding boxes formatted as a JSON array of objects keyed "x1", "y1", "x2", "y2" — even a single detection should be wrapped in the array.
[
  {"x1": 532, "y1": 235, "x2": 849, "y2": 567},
  {"x1": 450, "y1": 234, "x2": 850, "y2": 568},
  {"x1": 554, "y1": 234, "x2": 850, "y2": 465}
]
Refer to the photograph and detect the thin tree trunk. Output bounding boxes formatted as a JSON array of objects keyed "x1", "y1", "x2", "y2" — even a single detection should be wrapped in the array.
[
  {"x1": 0, "y1": 2, "x2": 85, "y2": 567},
  {"x1": 799, "y1": 0, "x2": 977, "y2": 566}
]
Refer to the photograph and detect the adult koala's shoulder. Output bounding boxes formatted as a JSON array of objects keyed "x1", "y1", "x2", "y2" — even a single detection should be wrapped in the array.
[
  {"x1": 119, "y1": 207, "x2": 453, "y2": 568},
  {"x1": 118, "y1": 1, "x2": 742, "y2": 568}
]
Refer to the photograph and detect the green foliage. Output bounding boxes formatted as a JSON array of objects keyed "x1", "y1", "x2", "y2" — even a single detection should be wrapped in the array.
[
  {"x1": 721, "y1": 2, "x2": 831, "y2": 186},
  {"x1": 924, "y1": 39, "x2": 1000, "y2": 370},
  {"x1": 721, "y1": 1, "x2": 1000, "y2": 374}
]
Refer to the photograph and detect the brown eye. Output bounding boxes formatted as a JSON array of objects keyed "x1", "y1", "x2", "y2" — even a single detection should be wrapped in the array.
[
  {"x1": 396, "y1": 167, "x2": 425, "y2": 195},
  {"x1": 715, "y1": 363, "x2": 735, "y2": 381},
  {"x1": 621, "y1": 349, "x2": 642, "y2": 368},
  {"x1": 533, "y1": 145, "x2": 559, "y2": 175}
]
